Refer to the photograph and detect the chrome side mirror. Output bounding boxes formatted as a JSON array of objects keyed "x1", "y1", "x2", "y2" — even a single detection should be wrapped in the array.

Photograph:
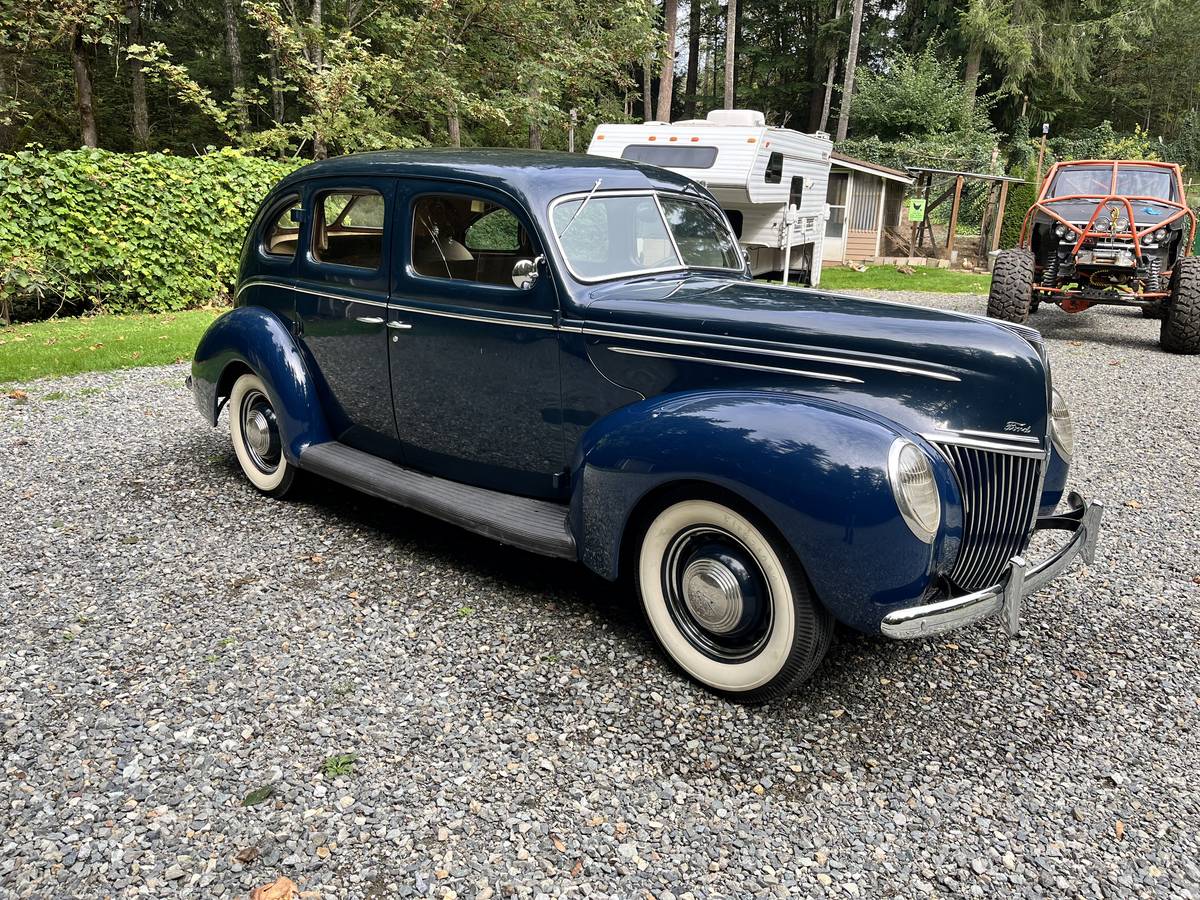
[{"x1": 512, "y1": 256, "x2": 541, "y2": 290}]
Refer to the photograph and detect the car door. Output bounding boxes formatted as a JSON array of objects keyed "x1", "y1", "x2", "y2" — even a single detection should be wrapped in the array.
[
  {"x1": 388, "y1": 180, "x2": 564, "y2": 499},
  {"x1": 294, "y1": 177, "x2": 400, "y2": 459}
]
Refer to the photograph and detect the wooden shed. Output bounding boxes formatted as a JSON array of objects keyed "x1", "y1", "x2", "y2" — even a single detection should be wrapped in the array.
[{"x1": 823, "y1": 153, "x2": 913, "y2": 265}]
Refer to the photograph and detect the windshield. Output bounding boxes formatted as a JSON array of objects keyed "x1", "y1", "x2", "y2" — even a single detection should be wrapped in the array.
[
  {"x1": 551, "y1": 192, "x2": 742, "y2": 281},
  {"x1": 1048, "y1": 165, "x2": 1177, "y2": 200}
]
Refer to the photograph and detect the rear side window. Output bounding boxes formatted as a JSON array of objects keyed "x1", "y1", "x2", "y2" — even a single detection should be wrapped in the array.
[
  {"x1": 312, "y1": 190, "x2": 384, "y2": 269},
  {"x1": 263, "y1": 197, "x2": 301, "y2": 258},
  {"x1": 621, "y1": 145, "x2": 719, "y2": 169},
  {"x1": 765, "y1": 152, "x2": 783, "y2": 184},
  {"x1": 412, "y1": 194, "x2": 532, "y2": 286}
]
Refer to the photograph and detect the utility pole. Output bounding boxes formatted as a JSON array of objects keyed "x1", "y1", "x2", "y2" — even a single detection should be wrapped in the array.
[
  {"x1": 834, "y1": 0, "x2": 864, "y2": 142},
  {"x1": 818, "y1": 0, "x2": 845, "y2": 133}
]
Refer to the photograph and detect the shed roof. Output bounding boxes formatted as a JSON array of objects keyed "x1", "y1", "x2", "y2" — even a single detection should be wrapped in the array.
[{"x1": 831, "y1": 152, "x2": 913, "y2": 184}]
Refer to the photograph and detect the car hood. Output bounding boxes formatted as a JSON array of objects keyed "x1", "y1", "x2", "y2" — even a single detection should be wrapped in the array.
[
  {"x1": 578, "y1": 274, "x2": 1052, "y2": 445},
  {"x1": 1040, "y1": 198, "x2": 1180, "y2": 229}
]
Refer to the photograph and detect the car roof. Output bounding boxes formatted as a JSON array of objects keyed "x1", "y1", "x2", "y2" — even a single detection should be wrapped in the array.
[{"x1": 275, "y1": 148, "x2": 707, "y2": 210}]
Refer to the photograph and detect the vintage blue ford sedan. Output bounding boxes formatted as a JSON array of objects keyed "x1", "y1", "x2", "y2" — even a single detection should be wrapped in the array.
[{"x1": 190, "y1": 149, "x2": 1102, "y2": 701}]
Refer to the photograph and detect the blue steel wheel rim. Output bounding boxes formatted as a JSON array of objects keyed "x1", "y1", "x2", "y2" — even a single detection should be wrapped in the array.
[
  {"x1": 240, "y1": 389, "x2": 282, "y2": 475},
  {"x1": 661, "y1": 525, "x2": 774, "y2": 663}
]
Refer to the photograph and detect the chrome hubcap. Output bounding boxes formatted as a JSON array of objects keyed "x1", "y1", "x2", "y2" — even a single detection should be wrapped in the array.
[
  {"x1": 682, "y1": 558, "x2": 743, "y2": 634},
  {"x1": 246, "y1": 410, "x2": 272, "y2": 458},
  {"x1": 662, "y1": 525, "x2": 773, "y2": 662},
  {"x1": 239, "y1": 389, "x2": 281, "y2": 474}
]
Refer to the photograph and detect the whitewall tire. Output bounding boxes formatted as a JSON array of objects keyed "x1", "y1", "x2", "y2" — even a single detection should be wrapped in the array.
[
  {"x1": 637, "y1": 498, "x2": 831, "y2": 702},
  {"x1": 229, "y1": 372, "x2": 297, "y2": 497}
]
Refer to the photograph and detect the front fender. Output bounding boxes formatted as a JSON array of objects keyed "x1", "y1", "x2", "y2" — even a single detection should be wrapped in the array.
[
  {"x1": 570, "y1": 390, "x2": 963, "y2": 633},
  {"x1": 190, "y1": 306, "x2": 331, "y2": 460}
]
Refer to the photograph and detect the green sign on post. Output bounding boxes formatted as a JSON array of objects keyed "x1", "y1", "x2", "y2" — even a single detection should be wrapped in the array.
[{"x1": 906, "y1": 198, "x2": 927, "y2": 222}]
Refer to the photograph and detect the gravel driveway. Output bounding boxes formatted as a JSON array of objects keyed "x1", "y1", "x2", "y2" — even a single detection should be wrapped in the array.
[{"x1": 2, "y1": 291, "x2": 1198, "y2": 899}]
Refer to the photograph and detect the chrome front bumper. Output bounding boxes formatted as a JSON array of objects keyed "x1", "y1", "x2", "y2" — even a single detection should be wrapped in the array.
[{"x1": 880, "y1": 492, "x2": 1103, "y2": 640}]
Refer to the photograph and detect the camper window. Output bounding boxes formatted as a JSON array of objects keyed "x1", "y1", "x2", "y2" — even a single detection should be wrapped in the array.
[
  {"x1": 765, "y1": 152, "x2": 783, "y2": 184},
  {"x1": 789, "y1": 176, "x2": 804, "y2": 209},
  {"x1": 621, "y1": 145, "x2": 719, "y2": 169}
]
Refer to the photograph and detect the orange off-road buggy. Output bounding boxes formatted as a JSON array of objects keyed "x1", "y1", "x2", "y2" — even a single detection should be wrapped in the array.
[{"x1": 988, "y1": 160, "x2": 1200, "y2": 353}]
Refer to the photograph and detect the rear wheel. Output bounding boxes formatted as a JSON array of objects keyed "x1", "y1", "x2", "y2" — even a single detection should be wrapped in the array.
[
  {"x1": 1161, "y1": 257, "x2": 1200, "y2": 353},
  {"x1": 636, "y1": 498, "x2": 832, "y2": 703},
  {"x1": 987, "y1": 249, "x2": 1035, "y2": 323},
  {"x1": 229, "y1": 372, "x2": 298, "y2": 497}
]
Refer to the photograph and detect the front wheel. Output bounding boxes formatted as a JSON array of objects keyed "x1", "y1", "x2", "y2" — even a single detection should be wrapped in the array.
[
  {"x1": 987, "y1": 249, "x2": 1035, "y2": 323},
  {"x1": 229, "y1": 372, "x2": 298, "y2": 497},
  {"x1": 1161, "y1": 257, "x2": 1200, "y2": 353},
  {"x1": 636, "y1": 498, "x2": 832, "y2": 703}
]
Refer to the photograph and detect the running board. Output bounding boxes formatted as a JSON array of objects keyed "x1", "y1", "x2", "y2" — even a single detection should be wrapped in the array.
[{"x1": 298, "y1": 442, "x2": 576, "y2": 560}]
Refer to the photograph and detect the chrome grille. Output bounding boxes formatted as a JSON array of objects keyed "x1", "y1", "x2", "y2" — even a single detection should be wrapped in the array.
[{"x1": 937, "y1": 443, "x2": 1043, "y2": 592}]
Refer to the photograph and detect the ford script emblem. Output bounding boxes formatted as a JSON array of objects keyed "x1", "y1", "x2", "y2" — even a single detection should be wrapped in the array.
[{"x1": 1005, "y1": 420, "x2": 1032, "y2": 434}]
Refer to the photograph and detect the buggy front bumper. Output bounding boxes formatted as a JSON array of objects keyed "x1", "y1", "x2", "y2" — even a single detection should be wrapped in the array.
[{"x1": 880, "y1": 492, "x2": 1102, "y2": 640}]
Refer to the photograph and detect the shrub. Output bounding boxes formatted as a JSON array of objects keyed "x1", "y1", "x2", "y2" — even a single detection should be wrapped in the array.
[{"x1": 0, "y1": 148, "x2": 299, "y2": 318}]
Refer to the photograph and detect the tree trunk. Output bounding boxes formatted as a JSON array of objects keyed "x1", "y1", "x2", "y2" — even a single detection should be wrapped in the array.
[
  {"x1": 818, "y1": 0, "x2": 845, "y2": 133},
  {"x1": 834, "y1": 0, "x2": 863, "y2": 142},
  {"x1": 962, "y1": 41, "x2": 982, "y2": 118},
  {"x1": 223, "y1": 0, "x2": 248, "y2": 132},
  {"x1": 125, "y1": 0, "x2": 150, "y2": 147},
  {"x1": 268, "y1": 49, "x2": 284, "y2": 124},
  {"x1": 684, "y1": 0, "x2": 700, "y2": 118},
  {"x1": 643, "y1": 52, "x2": 653, "y2": 121},
  {"x1": 310, "y1": 0, "x2": 325, "y2": 158},
  {"x1": 70, "y1": 26, "x2": 98, "y2": 148},
  {"x1": 528, "y1": 84, "x2": 541, "y2": 150},
  {"x1": 723, "y1": 0, "x2": 737, "y2": 109},
  {"x1": 447, "y1": 104, "x2": 461, "y2": 147},
  {"x1": 656, "y1": 0, "x2": 678, "y2": 122}
]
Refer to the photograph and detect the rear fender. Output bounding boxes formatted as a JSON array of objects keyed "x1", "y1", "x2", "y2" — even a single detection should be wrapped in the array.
[
  {"x1": 190, "y1": 306, "x2": 330, "y2": 460},
  {"x1": 570, "y1": 390, "x2": 963, "y2": 633}
]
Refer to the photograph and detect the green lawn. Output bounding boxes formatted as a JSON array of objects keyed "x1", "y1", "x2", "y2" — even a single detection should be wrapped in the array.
[
  {"x1": 0, "y1": 309, "x2": 222, "y2": 384},
  {"x1": 818, "y1": 264, "x2": 992, "y2": 294}
]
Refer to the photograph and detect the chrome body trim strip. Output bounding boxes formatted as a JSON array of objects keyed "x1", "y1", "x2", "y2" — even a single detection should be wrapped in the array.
[
  {"x1": 952, "y1": 428, "x2": 1041, "y2": 445},
  {"x1": 605, "y1": 345, "x2": 864, "y2": 384},
  {"x1": 237, "y1": 278, "x2": 391, "y2": 308},
  {"x1": 880, "y1": 493, "x2": 1102, "y2": 639},
  {"x1": 577, "y1": 325, "x2": 960, "y2": 382},
  {"x1": 386, "y1": 302, "x2": 556, "y2": 330}
]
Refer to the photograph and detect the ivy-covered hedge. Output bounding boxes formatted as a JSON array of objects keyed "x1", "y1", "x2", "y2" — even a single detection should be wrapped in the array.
[{"x1": 0, "y1": 148, "x2": 299, "y2": 317}]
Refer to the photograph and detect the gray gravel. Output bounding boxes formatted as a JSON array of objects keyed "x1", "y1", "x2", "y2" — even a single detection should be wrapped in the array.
[{"x1": 1, "y1": 292, "x2": 1198, "y2": 899}]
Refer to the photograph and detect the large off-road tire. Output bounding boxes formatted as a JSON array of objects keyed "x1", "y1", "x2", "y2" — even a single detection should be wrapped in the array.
[
  {"x1": 636, "y1": 497, "x2": 833, "y2": 703},
  {"x1": 1140, "y1": 303, "x2": 1163, "y2": 319},
  {"x1": 1161, "y1": 257, "x2": 1200, "y2": 353},
  {"x1": 987, "y1": 249, "x2": 1035, "y2": 324},
  {"x1": 229, "y1": 372, "x2": 299, "y2": 497}
]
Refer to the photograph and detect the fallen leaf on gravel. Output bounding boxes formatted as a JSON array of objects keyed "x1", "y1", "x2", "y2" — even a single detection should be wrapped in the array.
[
  {"x1": 1115, "y1": 819, "x2": 1125, "y2": 840},
  {"x1": 1125, "y1": 499, "x2": 1143, "y2": 509},
  {"x1": 552, "y1": 835, "x2": 566, "y2": 852},
  {"x1": 308, "y1": 554, "x2": 324, "y2": 564},
  {"x1": 235, "y1": 846, "x2": 259, "y2": 863},
  {"x1": 251, "y1": 877, "x2": 296, "y2": 900},
  {"x1": 1192, "y1": 575, "x2": 1200, "y2": 584},
  {"x1": 830, "y1": 709, "x2": 845, "y2": 718},
  {"x1": 316, "y1": 846, "x2": 330, "y2": 859},
  {"x1": 587, "y1": 815, "x2": 605, "y2": 826},
  {"x1": 242, "y1": 785, "x2": 274, "y2": 807},
  {"x1": 571, "y1": 858, "x2": 583, "y2": 877},
  {"x1": 1108, "y1": 360, "x2": 1121, "y2": 366},
  {"x1": 1070, "y1": 669, "x2": 1088, "y2": 680},
  {"x1": 5, "y1": 390, "x2": 27, "y2": 401}
]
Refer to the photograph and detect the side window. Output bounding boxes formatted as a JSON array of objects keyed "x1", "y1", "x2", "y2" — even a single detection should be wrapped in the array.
[
  {"x1": 765, "y1": 152, "x2": 783, "y2": 184},
  {"x1": 412, "y1": 194, "x2": 532, "y2": 286},
  {"x1": 789, "y1": 176, "x2": 804, "y2": 209},
  {"x1": 312, "y1": 189, "x2": 384, "y2": 269},
  {"x1": 465, "y1": 208, "x2": 521, "y2": 252},
  {"x1": 263, "y1": 197, "x2": 301, "y2": 258}
]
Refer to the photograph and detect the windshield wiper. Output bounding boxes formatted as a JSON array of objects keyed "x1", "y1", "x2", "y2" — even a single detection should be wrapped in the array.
[{"x1": 557, "y1": 178, "x2": 602, "y2": 239}]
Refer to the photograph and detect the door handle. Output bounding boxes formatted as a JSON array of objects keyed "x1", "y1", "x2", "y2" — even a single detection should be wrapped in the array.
[
  {"x1": 355, "y1": 316, "x2": 384, "y2": 325},
  {"x1": 387, "y1": 321, "x2": 413, "y2": 330}
]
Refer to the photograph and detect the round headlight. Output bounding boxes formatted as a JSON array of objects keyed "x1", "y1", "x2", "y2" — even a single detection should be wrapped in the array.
[
  {"x1": 888, "y1": 439, "x2": 941, "y2": 543},
  {"x1": 1142, "y1": 232, "x2": 1155, "y2": 245},
  {"x1": 1050, "y1": 387, "x2": 1073, "y2": 460},
  {"x1": 1054, "y1": 223, "x2": 1068, "y2": 238},
  {"x1": 1154, "y1": 227, "x2": 1167, "y2": 241}
]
